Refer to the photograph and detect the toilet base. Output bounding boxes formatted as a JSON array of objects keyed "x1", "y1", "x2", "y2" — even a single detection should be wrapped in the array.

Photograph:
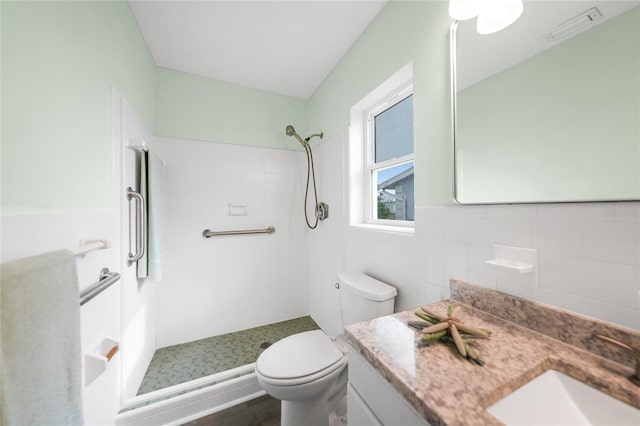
[
  {"x1": 282, "y1": 399, "x2": 329, "y2": 426},
  {"x1": 280, "y1": 396, "x2": 347, "y2": 426},
  {"x1": 329, "y1": 411, "x2": 348, "y2": 426},
  {"x1": 278, "y1": 367, "x2": 347, "y2": 426}
]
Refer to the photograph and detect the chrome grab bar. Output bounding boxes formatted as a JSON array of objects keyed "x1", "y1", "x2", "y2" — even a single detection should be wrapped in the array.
[
  {"x1": 202, "y1": 226, "x2": 275, "y2": 238},
  {"x1": 80, "y1": 268, "x2": 121, "y2": 306},
  {"x1": 127, "y1": 187, "x2": 145, "y2": 265}
]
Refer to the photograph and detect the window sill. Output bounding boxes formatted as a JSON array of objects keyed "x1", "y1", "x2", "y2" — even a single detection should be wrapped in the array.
[{"x1": 351, "y1": 223, "x2": 415, "y2": 235}]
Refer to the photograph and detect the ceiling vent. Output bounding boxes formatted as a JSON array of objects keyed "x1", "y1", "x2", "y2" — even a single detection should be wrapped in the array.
[{"x1": 546, "y1": 7, "x2": 603, "y2": 42}]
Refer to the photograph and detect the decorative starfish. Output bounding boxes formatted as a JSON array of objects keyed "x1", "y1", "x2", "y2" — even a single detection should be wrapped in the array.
[{"x1": 409, "y1": 305, "x2": 492, "y2": 366}]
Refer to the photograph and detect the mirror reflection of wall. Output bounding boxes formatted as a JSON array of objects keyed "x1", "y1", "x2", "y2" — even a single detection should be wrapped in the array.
[{"x1": 454, "y1": 2, "x2": 640, "y2": 204}]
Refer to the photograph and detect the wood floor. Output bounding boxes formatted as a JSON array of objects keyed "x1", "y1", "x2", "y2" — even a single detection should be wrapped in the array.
[{"x1": 182, "y1": 395, "x2": 280, "y2": 426}]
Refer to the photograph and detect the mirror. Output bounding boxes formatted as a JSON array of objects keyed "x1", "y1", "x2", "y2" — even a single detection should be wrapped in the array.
[{"x1": 452, "y1": 1, "x2": 640, "y2": 204}]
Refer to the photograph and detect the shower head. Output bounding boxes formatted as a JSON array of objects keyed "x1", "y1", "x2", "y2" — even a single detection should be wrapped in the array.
[{"x1": 285, "y1": 124, "x2": 307, "y2": 146}]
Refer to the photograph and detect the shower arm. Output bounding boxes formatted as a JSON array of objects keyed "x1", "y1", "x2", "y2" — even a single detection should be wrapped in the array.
[{"x1": 304, "y1": 133, "x2": 324, "y2": 143}]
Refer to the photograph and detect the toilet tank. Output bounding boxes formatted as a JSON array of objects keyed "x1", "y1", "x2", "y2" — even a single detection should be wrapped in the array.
[{"x1": 338, "y1": 272, "x2": 397, "y2": 326}]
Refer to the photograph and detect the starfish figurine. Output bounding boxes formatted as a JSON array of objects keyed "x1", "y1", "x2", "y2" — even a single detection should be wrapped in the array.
[{"x1": 410, "y1": 305, "x2": 491, "y2": 366}]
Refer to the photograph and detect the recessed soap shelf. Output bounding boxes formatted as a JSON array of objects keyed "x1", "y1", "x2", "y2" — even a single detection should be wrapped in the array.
[
  {"x1": 485, "y1": 259, "x2": 534, "y2": 274},
  {"x1": 485, "y1": 244, "x2": 538, "y2": 286},
  {"x1": 84, "y1": 337, "x2": 119, "y2": 386}
]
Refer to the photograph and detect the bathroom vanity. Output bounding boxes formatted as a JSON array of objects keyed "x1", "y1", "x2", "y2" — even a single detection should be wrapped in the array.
[
  {"x1": 344, "y1": 280, "x2": 640, "y2": 425},
  {"x1": 348, "y1": 346, "x2": 429, "y2": 425}
]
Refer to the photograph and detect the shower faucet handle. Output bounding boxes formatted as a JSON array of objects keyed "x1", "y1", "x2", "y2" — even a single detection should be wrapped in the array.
[{"x1": 316, "y1": 202, "x2": 329, "y2": 221}]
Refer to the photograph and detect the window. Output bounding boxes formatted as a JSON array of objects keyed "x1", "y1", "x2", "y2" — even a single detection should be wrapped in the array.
[{"x1": 365, "y1": 84, "x2": 414, "y2": 225}]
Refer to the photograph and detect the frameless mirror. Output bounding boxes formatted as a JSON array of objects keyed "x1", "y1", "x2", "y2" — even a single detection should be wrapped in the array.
[{"x1": 452, "y1": 1, "x2": 640, "y2": 204}]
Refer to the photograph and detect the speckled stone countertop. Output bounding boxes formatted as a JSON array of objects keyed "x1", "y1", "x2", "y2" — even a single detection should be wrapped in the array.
[{"x1": 344, "y1": 280, "x2": 640, "y2": 426}]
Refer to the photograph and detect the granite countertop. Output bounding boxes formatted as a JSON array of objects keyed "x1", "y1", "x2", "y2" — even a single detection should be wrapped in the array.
[{"x1": 344, "y1": 280, "x2": 640, "y2": 426}]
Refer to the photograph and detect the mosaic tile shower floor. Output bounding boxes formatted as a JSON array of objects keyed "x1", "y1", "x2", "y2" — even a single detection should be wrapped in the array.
[{"x1": 137, "y1": 316, "x2": 320, "y2": 395}]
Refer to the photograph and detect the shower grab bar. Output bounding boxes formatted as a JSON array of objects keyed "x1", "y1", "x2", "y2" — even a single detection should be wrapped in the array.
[
  {"x1": 202, "y1": 226, "x2": 276, "y2": 238},
  {"x1": 127, "y1": 187, "x2": 145, "y2": 266},
  {"x1": 80, "y1": 268, "x2": 121, "y2": 306}
]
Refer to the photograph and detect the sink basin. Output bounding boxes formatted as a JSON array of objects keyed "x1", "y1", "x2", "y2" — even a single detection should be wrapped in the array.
[{"x1": 487, "y1": 370, "x2": 640, "y2": 425}]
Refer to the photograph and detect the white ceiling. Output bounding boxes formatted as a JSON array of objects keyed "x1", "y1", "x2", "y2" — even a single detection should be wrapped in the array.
[{"x1": 128, "y1": 0, "x2": 388, "y2": 99}]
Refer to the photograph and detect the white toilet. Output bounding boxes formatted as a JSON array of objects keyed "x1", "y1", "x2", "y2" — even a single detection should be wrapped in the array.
[{"x1": 255, "y1": 272, "x2": 397, "y2": 426}]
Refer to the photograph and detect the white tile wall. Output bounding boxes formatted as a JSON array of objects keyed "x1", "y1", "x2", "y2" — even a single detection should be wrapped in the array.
[
  {"x1": 582, "y1": 260, "x2": 639, "y2": 310},
  {"x1": 420, "y1": 203, "x2": 640, "y2": 330},
  {"x1": 537, "y1": 254, "x2": 581, "y2": 295},
  {"x1": 149, "y1": 137, "x2": 310, "y2": 348},
  {"x1": 308, "y1": 131, "x2": 346, "y2": 337},
  {"x1": 535, "y1": 220, "x2": 582, "y2": 256},
  {"x1": 496, "y1": 218, "x2": 534, "y2": 247},
  {"x1": 583, "y1": 221, "x2": 640, "y2": 265}
]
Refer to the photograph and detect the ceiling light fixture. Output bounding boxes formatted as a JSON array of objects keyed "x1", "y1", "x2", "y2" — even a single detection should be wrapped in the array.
[
  {"x1": 448, "y1": 0, "x2": 478, "y2": 21},
  {"x1": 449, "y1": 0, "x2": 524, "y2": 34}
]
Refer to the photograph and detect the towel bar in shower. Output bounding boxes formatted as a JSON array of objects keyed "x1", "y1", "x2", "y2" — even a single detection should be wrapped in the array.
[
  {"x1": 202, "y1": 226, "x2": 276, "y2": 238},
  {"x1": 79, "y1": 268, "x2": 121, "y2": 306}
]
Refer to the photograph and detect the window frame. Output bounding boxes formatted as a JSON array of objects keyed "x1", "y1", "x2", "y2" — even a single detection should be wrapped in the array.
[{"x1": 364, "y1": 83, "x2": 415, "y2": 228}]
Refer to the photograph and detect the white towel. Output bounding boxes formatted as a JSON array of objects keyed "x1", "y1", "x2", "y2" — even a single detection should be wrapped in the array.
[
  {"x1": 1, "y1": 250, "x2": 84, "y2": 426},
  {"x1": 147, "y1": 150, "x2": 164, "y2": 282},
  {"x1": 137, "y1": 148, "x2": 149, "y2": 279}
]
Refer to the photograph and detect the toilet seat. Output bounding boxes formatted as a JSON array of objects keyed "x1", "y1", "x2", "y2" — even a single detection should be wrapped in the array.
[{"x1": 256, "y1": 330, "x2": 347, "y2": 386}]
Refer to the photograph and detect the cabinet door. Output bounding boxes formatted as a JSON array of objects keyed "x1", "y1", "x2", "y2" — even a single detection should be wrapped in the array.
[
  {"x1": 348, "y1": 383, "x2": 383, "y2": 426},
  {"x1": 348, "y1": 349, "x2": 431, "y2": 426}
]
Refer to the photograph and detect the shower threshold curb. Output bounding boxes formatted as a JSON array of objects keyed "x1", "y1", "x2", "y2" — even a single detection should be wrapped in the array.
[{"x1": 115, "y1": 364, "x2": 264, "y2": 425}]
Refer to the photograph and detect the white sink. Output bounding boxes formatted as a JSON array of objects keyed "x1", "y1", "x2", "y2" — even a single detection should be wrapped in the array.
[{"x1": 487, "y1": 370, "x2": 640, "y2": 425}]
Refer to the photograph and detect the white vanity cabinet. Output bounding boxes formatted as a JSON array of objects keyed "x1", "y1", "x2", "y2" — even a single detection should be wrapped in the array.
[{"x1": 347, "y1": 349, "x2": 431, "y2": 426}]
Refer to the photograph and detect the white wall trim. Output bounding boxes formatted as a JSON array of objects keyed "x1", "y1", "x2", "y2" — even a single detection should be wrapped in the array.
[{"x1": 115, "y1": 372, "x2": 264, "y2": 426}]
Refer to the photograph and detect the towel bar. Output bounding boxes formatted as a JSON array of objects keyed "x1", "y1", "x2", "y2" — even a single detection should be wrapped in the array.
[
  {"x1": 202, "y1": 226, "x2": 275, "y2": 238},
  {"x1": 79, "y1": 268, "x2": 121, "y2": 306}
]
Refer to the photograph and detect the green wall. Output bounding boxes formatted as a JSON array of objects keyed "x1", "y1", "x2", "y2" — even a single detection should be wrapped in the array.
[
  {"x1": 1, "y1": 1, "x2": 310, "y2": 214},
  {"x1": 308, "y1": 1, "x2": 453, "y2": 205},
  {"x1": 1, "y1": 1, "x2": 156, "y2": 214},
  {"x1": 155, "y1": 68, "x2": 308, "y2": 150},
  {"x1": 2, "y1": 0, "x2": 454, "y2": 213}
]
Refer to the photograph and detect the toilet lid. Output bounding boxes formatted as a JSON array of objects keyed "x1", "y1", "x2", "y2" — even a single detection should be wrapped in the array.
[{"x1": 256, "y1": 330, "x2": 343, "y2": 380}]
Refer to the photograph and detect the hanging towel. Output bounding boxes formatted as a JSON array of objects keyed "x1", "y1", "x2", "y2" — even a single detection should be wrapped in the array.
[
  {"x1": 147, "y1": 150, "x2": 164, "y2": 282},
  {"x1": 137, "y1": 148, "x2": 149, "y2": 279},
  {"x1": 1, "y1": 250, "x2": 84, "y2": 426}
]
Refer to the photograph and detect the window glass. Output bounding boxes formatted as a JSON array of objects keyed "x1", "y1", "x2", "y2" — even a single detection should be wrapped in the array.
[
  {"x1": 374, "y1": 161, "x2": 414, "y2": 221},
  {"x1": 374, "y1": 95, "x2": 414, "y2": 163}
]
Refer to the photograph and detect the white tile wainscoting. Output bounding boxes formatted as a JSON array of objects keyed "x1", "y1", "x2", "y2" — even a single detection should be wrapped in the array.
[{"x1": 416, "y1": 203, "x2": 640, "y2": 330}]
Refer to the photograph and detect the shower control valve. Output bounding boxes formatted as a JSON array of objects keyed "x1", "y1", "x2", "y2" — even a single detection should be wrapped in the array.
[{"x1": 316, "y1": 202, "x2": 329, "y2": 221}]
